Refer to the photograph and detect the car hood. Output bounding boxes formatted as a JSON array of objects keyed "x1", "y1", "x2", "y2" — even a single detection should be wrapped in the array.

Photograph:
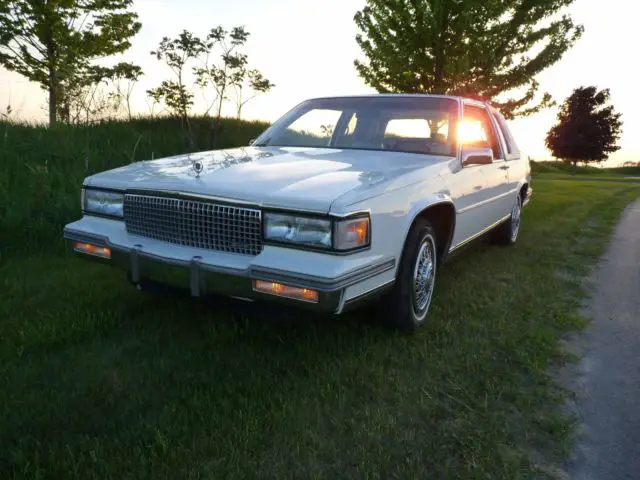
[{"x1": 85, "y1": 146, "x2": 450, "y2": 212}]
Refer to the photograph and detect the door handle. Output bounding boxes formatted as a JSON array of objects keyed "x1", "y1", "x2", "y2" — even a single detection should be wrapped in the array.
[{"x1": 499, "y1": 165, "x2": 510, "y2": 170}]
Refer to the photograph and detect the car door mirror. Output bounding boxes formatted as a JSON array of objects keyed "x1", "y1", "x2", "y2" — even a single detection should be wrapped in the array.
[{"x1": 462, "y1": 146, "x2": 493, "y2": 166}]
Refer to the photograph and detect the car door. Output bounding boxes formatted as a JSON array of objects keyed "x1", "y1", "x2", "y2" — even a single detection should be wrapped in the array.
[
  {"x1": 447, "y1": 163, "x2": 490, "y2": 248},
  {"x1": 461, "y1": 103, "x2": 512, "y2": 229}
]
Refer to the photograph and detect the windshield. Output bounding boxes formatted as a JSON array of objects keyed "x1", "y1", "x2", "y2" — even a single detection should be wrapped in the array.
[{"x1": 253, "y1": 96, "x2": 459, "y2": 156}]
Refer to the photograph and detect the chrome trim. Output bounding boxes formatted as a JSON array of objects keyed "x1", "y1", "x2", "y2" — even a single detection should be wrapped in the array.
[
  {"x1": 456, "y1": 187, "x2": 519, "y2": 214},
  {"x1": 449, "y1": 214, "x2": 511, "y2": 253},
  {"x1": 122, "y1": 187, "x2": 373, "y2": 221},
  {"x1": 126, "y1": 188, "x2": 260, "y2": 207},
  {"x1": 328, "y1": 209, "x2": 372, "y2": 219},
  {"x1": 262, "y1": 204, "x2": 329, "y2": 215},
  {"x1": 250, "y1": 258, "x2": 395, "y2": 292}
]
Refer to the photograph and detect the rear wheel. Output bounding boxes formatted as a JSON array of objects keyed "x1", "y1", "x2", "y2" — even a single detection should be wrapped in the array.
[
  {"x1": 381, "y1": 218, "x2": 437, "y2": 332},
  {"x1": 493, "y1": 193, "x2": 522, "y2": 245}
]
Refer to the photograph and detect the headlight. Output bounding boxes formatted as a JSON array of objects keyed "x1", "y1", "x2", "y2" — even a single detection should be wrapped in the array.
[
  {"x1": 264, "y1": 212, "x2": 370, "y2": 251},
  {"x1": 83, "y1": 188, "x2": 124, "y2": 218},
  {"x1": 264, "y1": 213, "x2": 332, "y2": 248}
]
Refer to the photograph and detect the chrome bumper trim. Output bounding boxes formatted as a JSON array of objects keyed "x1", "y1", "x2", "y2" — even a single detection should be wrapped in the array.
[
  {"x1": 63, "y1": 227, "x2": 394, "y2": 313},
  {"x1": 250, "y1": 259, "x2": 395, "y2": 292}
]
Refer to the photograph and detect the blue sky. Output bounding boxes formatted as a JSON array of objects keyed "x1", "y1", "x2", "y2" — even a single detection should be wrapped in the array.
[{"x1": 0, "y1": 0, "x2": 637, "y2": 164}]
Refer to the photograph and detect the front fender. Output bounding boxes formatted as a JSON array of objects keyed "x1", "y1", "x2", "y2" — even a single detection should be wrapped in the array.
[{"x1": 398, "y1": 192, "x2": 456, "y2": 263}]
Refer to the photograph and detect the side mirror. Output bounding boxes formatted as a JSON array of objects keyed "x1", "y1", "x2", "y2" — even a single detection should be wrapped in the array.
[{"x1": 462, "y1": 146, "x2": 493, "y2": 166}]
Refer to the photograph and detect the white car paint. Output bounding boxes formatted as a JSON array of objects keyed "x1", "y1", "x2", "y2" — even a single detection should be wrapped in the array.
[{"x1": 64, "y1": 94, "x2": 531, "y2": 314}]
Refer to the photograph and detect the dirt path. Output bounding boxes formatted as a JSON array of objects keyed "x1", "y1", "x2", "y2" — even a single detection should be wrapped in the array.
[{"x1": 565, "y1": 198, "x2": 640, "y2": 479}]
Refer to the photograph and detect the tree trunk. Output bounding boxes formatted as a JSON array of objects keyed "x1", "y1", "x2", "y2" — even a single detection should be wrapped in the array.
[
  {"x1": 44, "y1": 16, "x2": 57, "y2": 126},
  {"x1": 433, "y1": 0, "x2": 450, "y2": 94},
  {"x1": 48, "y1": 73, "x2": 57, "y2": 126},
  {"x1": 212, "y1": 85, "x2": 226, "y2": 149}
]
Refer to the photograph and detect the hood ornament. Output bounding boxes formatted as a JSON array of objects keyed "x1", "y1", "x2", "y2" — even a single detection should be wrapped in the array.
[{"x1": 192, "y1": 159, "x2": 204, "y2": 178}]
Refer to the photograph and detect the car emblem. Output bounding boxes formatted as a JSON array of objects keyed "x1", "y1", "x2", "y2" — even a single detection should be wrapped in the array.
[{"x1": 192, "y1": 159, "x2": 204, "y2": 178}]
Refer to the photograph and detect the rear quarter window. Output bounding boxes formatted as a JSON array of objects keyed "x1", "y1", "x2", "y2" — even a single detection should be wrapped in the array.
[{"x1": 492, "y1": 111, "x2": 520, "y2": 159}]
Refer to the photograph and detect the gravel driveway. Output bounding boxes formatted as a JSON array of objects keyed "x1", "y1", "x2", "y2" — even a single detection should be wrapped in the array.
[{"x1": 565, "y1": 198, "x2": 640, "y2": 479}]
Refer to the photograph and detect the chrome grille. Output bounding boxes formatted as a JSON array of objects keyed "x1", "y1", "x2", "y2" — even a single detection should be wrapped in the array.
[{"x1": 124, "y1": 194, "x2": 263, "y2": 256}]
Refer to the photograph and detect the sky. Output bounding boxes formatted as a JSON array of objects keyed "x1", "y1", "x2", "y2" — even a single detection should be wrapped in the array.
[{"x1": 0, "y1": 0, "x2": 638, "y2": 165}]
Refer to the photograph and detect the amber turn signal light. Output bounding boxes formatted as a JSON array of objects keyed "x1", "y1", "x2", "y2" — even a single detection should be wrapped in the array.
[
  {"x1": 253, "y1": 280, "x2": 319, "y2": 303},
  {"x1": 73, "y1": 242, "x2": 111, "y2": 259}
]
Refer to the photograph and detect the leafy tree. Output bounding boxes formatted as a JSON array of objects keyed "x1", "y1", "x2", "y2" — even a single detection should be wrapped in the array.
[
  {"x1": 147, "y1": 30, "x2": 206, "y2": 119},
  {"x1": 545, "y1": 86, "x2": 622, "y2": 168},
  {"x1": 354, "y1": 0, "x2": 584, "y2": 118},
  {"x1": 0, "y1": 0, "x2": 141, "y2": 126}
]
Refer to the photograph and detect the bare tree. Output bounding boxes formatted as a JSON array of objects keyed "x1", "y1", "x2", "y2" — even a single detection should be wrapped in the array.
[{"x1": 232, "y1": 69, "x2": 274, "y2": 120}]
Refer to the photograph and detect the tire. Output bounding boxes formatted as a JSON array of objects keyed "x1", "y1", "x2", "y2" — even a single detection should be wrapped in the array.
[
  {"x1": 381, "y1": 218, "x2": 437, "y2": 332},
  {"x1": 493, "y1": 193, "x2": 522, "y2": 246}
]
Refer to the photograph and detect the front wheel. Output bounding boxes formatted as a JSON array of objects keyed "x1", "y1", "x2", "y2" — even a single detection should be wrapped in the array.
[{"x1": 381, "y1": 218, "x2": 437, "y2": 332}]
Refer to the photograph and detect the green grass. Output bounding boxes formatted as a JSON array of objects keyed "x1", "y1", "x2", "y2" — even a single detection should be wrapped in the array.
[
  {"x1": 531, "y1": 160, "x2": 640, "y2": 177},
  {"x1": 2, "y1": 119, "x2": 639, "y2": 477},
  {"x1": 2, "y1": 175, "x2": 639, "y2": 479}
]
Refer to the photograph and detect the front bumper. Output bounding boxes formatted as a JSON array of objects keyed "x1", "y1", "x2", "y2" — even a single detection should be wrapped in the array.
[{"x1": 63, "y1": 218, "x2": 395, "y2": 314}]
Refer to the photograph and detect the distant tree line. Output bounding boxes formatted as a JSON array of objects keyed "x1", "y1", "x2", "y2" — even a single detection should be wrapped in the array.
[{"x1": 0, "y1": 0, "x2": 273, "y2": 131}]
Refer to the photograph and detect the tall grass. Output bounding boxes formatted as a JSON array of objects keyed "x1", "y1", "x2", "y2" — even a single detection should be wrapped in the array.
[{"x1": 0, "y1": 117, "x2": 269, "y2": 257}]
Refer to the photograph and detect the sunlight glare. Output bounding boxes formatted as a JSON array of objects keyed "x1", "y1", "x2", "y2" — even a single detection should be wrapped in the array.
[{"x1": 458, "y1": 119, "x2": 487, "y2": 145}]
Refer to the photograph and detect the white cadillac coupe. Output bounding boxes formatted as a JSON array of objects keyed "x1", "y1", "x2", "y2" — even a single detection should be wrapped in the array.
[{"x1": 64, "y1": 94, "x2": 532, "y2": 331}]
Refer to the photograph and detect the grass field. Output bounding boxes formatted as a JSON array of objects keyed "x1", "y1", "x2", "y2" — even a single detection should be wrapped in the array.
[
  {"x1": 2, "y1": 118, "x2": 639, "y2": 478},
  {"x1": 2, "y1": 174, "x2": 639, "y2": 478},
  {"x1": 531, "y1": 160, "x2": 640, "y2": 177}
]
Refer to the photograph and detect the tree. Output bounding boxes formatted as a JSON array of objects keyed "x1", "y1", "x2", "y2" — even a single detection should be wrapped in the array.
[
  {"x1": 61, "y1": 62, "x2": 142, "y2": 123},
  {"x1": 545, "y1": 86, "x2": 622, "y2": 169},
  {"x1": 148, "y1": 30, "x2": 207, "y2": 148},
  {"x1": 192, "y1": 26, "x2": 273, "y2": 142},
  {"x1": 194, "y1": 26, "x2": 249, "y2": 124},
  {"x1": 147, "y1": 30, "x2": 206, "y2": 120},
  {"x1": 0, "y1": 0, "x2": 141, "y2": 126},
  {"x1": 112, "y1": 62, "x2": 143, "y2": 121},
  {"x1": 354, "y1": 0, "x2": 584, "y2": 118}
]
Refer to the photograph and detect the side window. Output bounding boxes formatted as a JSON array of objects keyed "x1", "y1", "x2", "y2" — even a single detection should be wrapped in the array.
[
  {"x1": 493, "y1": 111, "x2": 520, "y2": 159},
  {"x1": 461, "y1": 105, "x2": 503, "y2": 160}
]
